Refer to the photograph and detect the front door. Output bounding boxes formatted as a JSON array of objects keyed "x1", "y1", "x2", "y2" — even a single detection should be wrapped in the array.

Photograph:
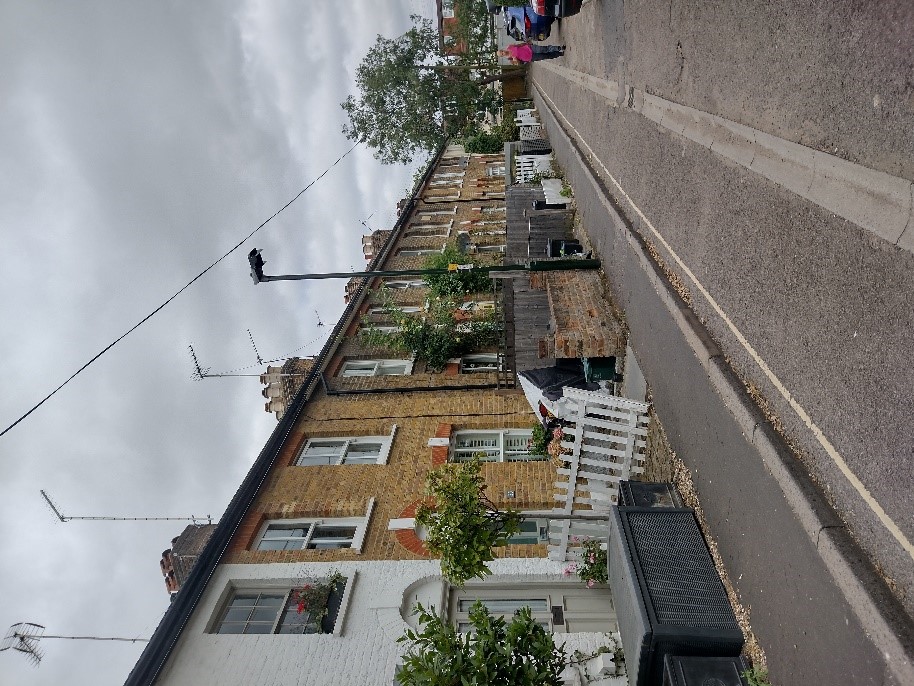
[{"x1": 450, "y1": 583, "x2": 617, "y2": 634}]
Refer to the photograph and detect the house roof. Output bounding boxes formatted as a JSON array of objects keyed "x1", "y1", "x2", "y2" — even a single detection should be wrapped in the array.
[{"x1": 123, "y1": 147, "x2": 444, "y2": 686}]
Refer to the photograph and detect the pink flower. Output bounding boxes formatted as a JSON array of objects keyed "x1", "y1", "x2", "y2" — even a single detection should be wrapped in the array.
[
  {"x1": 552, "y1": 428, "x2": 564, "y2": 439},
  {"x1": 589, "y1": 554, "x2": 596, "y2": 563},
  {"x1": 587, "y1": 580, "x2": 595, "y2": 588}
]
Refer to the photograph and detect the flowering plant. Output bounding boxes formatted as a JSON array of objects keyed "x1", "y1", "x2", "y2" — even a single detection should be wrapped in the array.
[
  {"x1": 562, "y1": 538, "x2": 607, "y2": 587},
  {"x1": 547, "y1": 427, "x2": 571, "y2": 466},
  {"x1": 291, "y1": 571, "x2": 344, "y2": 618}
]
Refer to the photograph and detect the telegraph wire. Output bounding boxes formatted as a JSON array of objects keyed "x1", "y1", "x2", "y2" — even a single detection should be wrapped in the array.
[{"x1": 0, "y1": 142, "x2": 359, "y2": 439}]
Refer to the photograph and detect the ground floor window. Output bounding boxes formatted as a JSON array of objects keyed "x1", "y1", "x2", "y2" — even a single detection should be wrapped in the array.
[
  {"x1": 451, "y1": 428, "x2": 542, "y2": 462},
  {"x1": 215, "y1": 577, "x2": 348, "y2": 635},
  {"x1": 450, "y1": 583, "x2": 617, "y2": 634}
]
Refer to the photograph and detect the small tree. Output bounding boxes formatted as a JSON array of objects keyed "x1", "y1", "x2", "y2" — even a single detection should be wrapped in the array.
[
  {"x1": 416, "y1": 458, "x2": 522, "y2": 586},
  {"x1": 417, "y1": 459, "x2": 610, "y2": 586},
  {"x1": 397, "y1": 601, "x2": 566, "y2": 686},
  {"x1": 342, "y1": 15, "x2": 523, "y2": 165}
]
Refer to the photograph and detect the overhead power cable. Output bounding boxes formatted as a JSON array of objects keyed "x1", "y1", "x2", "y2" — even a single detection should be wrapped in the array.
[{"x1": 0, "y1": 142, "x2": 360, "y2": 439}]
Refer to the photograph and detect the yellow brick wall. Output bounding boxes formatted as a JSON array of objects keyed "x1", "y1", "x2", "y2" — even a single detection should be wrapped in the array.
[
  {"x1": 226, "y1": 387, "x2": 550, "y2": 565},
  {"x1": 225, "y1": 150, "x2": 543, "y2": 567}
]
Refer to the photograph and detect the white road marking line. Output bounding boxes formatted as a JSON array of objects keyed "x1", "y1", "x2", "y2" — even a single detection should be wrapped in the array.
[{"x1": 533, "y1": 76, "x2": 914, "y2": 563}]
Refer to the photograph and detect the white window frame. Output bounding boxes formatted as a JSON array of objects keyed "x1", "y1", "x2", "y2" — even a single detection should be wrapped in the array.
[
  {"x1": 416, "y1": 208, "x2": 457, "y2": 220},
  {"x1": 210, "y1": 573, "x2": 357, "y2": 637},
  {"x1": 384, "y1": 280, "x2": 425, "y2": 289},
  {"x1": 397, "y1": 247, "x2": 443, "y2": 257},
  {"x1": 296, "y1": 428, "x2": 397, "y2": 465},
  {"x1": 360, "y1": 324, "x2": 401, "y2": 334},
  {"x1": 473, "y1": 244, "x2": 506, "y2": 254},
  {"x1": 341, "y1": 359, "x2": 413, "y2": 377},
  {"x1": 460, "y1": 353, "x2": 502, "y2": 373},
  {"x1": 255, "y1": 498, "x2": 376, "y2": 552},
  {"x1": 406, "y1": 226, "x2": 451, "y2": 238},
  {"x1": 451, "y1": 428, "x2": 541, "y2": 463},
  {"x1": 486, "y1": 164, "x2": 506, "y2": 177},
  {"x1": 369, "y1": 305, "x2": 421, "y2": 315}
]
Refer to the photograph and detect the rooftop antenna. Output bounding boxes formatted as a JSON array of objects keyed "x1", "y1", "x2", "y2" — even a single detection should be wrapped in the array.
[
  {"x1": 187, "y1": 344, "x2": 261, "y2": 379},
  {"x1": 187, "y1": 344, "x2": 211, "y2": 381},
  {"x1": 40, "y1": 490, "x2": 212, "y2": 525},
  {"x1": 2, "y1": 623, "x2": 148, "y2": 667},
  {"x1": 247, "y1": 329, "x2": 265, "y2": 365}
]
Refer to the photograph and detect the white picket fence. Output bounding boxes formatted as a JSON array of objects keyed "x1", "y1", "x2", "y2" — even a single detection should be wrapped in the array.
[
  {"x1": 547, "y1": 388, "x2": 651, "y2": 562},
  {"x1": 514, "y1": 154, "x2": 553, "y2": 184}
]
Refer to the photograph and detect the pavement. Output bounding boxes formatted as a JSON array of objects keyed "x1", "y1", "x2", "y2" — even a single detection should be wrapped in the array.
[{"x1": 532, "y1": 67, "x2": 914, "y2": 685}]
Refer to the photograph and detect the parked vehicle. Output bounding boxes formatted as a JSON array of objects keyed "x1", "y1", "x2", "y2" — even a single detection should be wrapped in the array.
[
  {"x1": 529, "y1": 0, "x2": 584, "y2": 18},
  {"x1": 503, "y1": 5, "x2": 554, "y2": 42}
]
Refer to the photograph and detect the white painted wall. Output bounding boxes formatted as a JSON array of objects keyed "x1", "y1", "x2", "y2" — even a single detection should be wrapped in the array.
[{"x1": 156, "y1": 558, "x2": 625, "y2": 685}]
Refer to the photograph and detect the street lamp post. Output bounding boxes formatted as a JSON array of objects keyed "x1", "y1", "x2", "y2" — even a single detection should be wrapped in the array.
[{"x1": 247, "y1": 248, "x2": 600, "y2": 284}]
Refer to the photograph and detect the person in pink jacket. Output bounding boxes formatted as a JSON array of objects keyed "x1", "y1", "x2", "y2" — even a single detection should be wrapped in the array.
[{"x1": 498, "y1": 42, "x2": 565, "y2": 64}]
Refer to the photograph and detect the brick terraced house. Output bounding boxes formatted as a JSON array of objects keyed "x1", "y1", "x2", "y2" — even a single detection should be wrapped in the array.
[{"x1": 125, "y1": 144, "x2": 624, "y2": 686}]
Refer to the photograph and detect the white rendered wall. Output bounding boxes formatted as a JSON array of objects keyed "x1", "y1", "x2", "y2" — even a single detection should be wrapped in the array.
[{"x1": 156, "y1": 558, "x2": 623, "y2": 686}]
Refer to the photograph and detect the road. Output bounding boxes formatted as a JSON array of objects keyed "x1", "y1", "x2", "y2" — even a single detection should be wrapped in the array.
[{"x1": 529, "y1": 1, "x2": 914, "y2": 683}]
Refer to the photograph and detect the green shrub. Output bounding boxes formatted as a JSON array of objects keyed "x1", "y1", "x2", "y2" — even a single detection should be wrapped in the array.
[
  {"x1": 464, "y1": 131, "x2": 503, "y2": 154},
  {"x1": 423, "y1": 244, "x2": 494, "y2": 299}
]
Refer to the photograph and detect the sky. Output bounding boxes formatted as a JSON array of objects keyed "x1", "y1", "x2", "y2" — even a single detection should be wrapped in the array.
[{"x1": 0, "y1": 2, "x2": 435, "y2": 683}]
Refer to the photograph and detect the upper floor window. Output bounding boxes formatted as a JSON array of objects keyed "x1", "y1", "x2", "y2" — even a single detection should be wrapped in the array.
[
  {"x1": 341, "y1": 359, "x2": 413, "y2": 377},
  {"x1": 369, "y1": 305, "x2": 420, "y2": 315},
  {"x1": 360, "y1": 324, "x2": 401, "y2": 334},
  {"x1": 296, "y1": 433, "x2": 395, "y2": 465},
  {"x1": 257, "y1": 520, "x2": 359, "y2": 550},
  {"x1": 406, "y1": 226, "x2": 451, "y2": 238},
  {"x1": 451, "y1": 429, "x2": 540, "y2": 463},
  {"x1": 473, "y1": 244, "x2": 506, "y2": 254},
  {"x1": 398, "y1": 248, "x2": 442, "y2": 257},
  {"x1": 384, "y1": 280, "x2": 425, "y2": 289}
]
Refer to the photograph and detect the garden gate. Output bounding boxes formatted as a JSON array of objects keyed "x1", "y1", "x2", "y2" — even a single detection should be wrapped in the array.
[{"x1": 547, "y1": 387, "x2": 651, "y2": 562}]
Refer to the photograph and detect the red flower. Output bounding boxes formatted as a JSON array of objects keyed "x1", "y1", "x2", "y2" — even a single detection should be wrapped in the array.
[{"x1": 297, "y1": 601, "x2": 306, "y2": 614}]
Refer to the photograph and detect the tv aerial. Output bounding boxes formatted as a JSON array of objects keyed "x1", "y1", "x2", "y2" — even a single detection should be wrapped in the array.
[
  {"x1": 1, "y1": 623, "x2": 148, "y2": 667},
  {"x1": 40, "y1": 490, "x2": 212, "y2": 525}
]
